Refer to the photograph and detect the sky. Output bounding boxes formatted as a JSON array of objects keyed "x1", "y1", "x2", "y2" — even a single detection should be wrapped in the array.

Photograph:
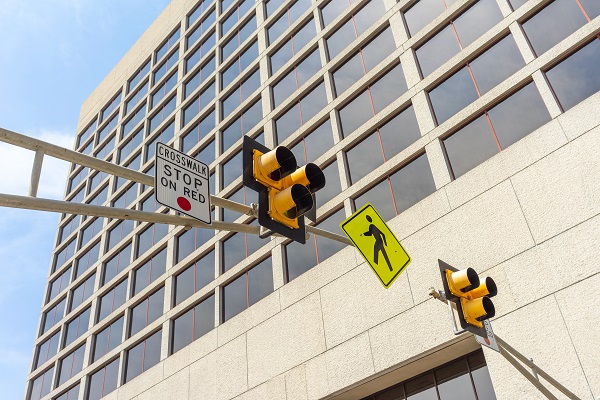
[{"x1": 0, "y1": 1, "x2": 171, "y2": 398}]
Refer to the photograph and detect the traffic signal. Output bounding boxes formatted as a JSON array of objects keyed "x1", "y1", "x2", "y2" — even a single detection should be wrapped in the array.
[
  {"x1": 439, "y1": 260, "x2": 497, "y2": 338},
  {"x1": 243, "y1": 136, "x2": 325, "y2": 244}
]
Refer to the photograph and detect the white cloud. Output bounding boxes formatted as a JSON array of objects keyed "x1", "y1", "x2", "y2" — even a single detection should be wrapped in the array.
[{"x1": 0, "y1": 128, "x2": 73, "y2": 199}]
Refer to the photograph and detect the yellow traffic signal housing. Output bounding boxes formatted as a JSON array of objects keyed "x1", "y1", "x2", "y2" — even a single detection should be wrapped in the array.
[
  {"x1": 439, "y1": 260, "x2": 497, "y2": 337},
  {"x1": 242, "y1": 136, "x2": 326, "y2": 243}
]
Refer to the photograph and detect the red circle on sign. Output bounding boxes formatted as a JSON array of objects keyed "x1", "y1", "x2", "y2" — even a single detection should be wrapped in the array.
[
  {"x1": 177, "y1": 196, "x2": 192, "y2": 211},
  {"x1": 484, "y1": 338, "x2": 490, "y2": 345}
]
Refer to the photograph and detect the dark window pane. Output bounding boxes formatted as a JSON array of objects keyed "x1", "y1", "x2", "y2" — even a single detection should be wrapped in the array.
[
  {"x1": 93, "y1": 316, "x2": 124, "y2": 362},
  {"x1": 580, "y1": 0, "x2": 600, "y2": 18},
  {"x1": 194, "y1": 295, "x2": 215, "y2": 338},
  {"x1": 248, "y1": 258, "x2": 273, "y2": 306},
  {"x1": 488, "y1": 82, "x2": 551, "y2": 148},
  {"x1": 379, "y1": 106, "x2": 421, "y2": 159},
  {"x1": 522, "y1": 0, "x2": 587, "y2": 56},
  {"x1": 35, "y1": 330, "x2": 60, "y2": 369},
  {"x1": 222, "y1": 233, "x2": 246, "y2": 271},
  {"x1": 443, "y1": 115, "x2": 499, "y2": 178},
  {"x1": 315, "y1": 208, "x2": 346, "y2": 262},
  {"x1": 286, "y1": 239, "x2": 317, "y2": 281},
  {"x1": 452, "y1": 0, "x2": 502, "y2": 48},
  {"x1": 347, "y1": 132, "x2": 385, "y2": 184},
  {"x1": 64, "y1": 307, "x2": 90, "y2": 348},
  {"x1": 429, "y1": 67, "x2": 479, "y2": 124},
  {"x1": 134, "y1": 248, "x2": 167, "y2": 295},
  {"x1": 321, "y1": 0, "x2": 351, "y2": 27},
  {"x1": 222, "y1": 151, "x2": 242, "y2": 189},
  {"x1": 370, "y1": 64, "x2": 408, "y2": 113},
  {"x1": 354, "y1": 179, "x2": 396, "y2": 222},
  {"x1": 405, "y1": 373, "x2": 437, "y2": 399},
  {"x1": 333, "y1": 53, "x2": 364, "y2": 97},
  {"x1": 339, "y1": 90, "x2": 373, "y2": 137},
  {"x1": 389, "y1": 154, "x2": 436, "y2": 214},
  {"x1": 172, "y1": 308, "x2": 193, "y2": 353},
  {"x1": 435, "y1": 359, "x2": 476, "y2": 400},
  {"x1": 223, "y1": 273, "x2": 247, "y2": 321},
  {"x1": 404, "y1": 0, "x2": 446, "y2": 37},
  {"x1": 545, "y1": 39, "x2": 600, "y2": 111},
  {"x1": 103, "y1": 244, "x2": 131, "y2": 285},
  {"x1": 318, "y1": 162, "x2": 341, "y2": 206},
  {"x1": 58, "y1": 344, "x2": 85, "y2": 385},
  {"x1": 469, "y1": 35, "x2": 525, "y2": 94},
  {"x1": 327, "y1": 19, "x2": 357, "y2": 60},
  {"x1": 416, "y1": 25, "x2": 461, "y2": 77},
  {"x1": 362, "y1": 27, "x2": 397, "y2": 72}
]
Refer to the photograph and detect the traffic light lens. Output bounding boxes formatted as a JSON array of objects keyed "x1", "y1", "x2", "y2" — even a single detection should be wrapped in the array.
[
  {"x1": 274, "y1": 184, "x2": 313, "y2": 218},
  {"x1": 304, "y1": 163, "x2": 326, "y2": 192},
  {"x1": 449, "y1": 267, "x2": 480, "y2": 292},
  {"x1": 480, "y1": 296, "x2": 495, "y2": 320}
]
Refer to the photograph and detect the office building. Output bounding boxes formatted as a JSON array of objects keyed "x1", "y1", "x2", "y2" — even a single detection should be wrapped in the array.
[{"x1": 27, "y1": 0, "x2": 600, "y2": 399}]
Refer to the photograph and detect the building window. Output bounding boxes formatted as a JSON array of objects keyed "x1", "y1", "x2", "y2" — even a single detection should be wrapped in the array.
[
  {"x1": 136, "y1": 225, "x2": 169, "y2": 259},
  {"x1": 267, "y1": 0, "x2": 311, "y2": 45},
  {"x1": 171, "y1": 295, "x2": 215, "y2": 354},
  {"x1": 188, "y1": 0, "x2": 212, "y2": 28},
  {"x1": 222, "y1": 184, "x2": 257, "y2": 222},
  {"x1": 86, "y1": 357, "x2": 119, "y2": 400},
  {"x1": 545, "y1": 38, "x2": 600, "y2": 112},
  {"x1": 98, "y1": 114, "x2": 119, "y2": 144},
  {"x1": 174, "y1": 250, "x2": 215, "y2": 305},
  {"x1": 28, "y1": 366, "x2": 54, "y2": 400},
  {"x1": 345, "y1": 105, "x2": 421, "y2": 184},
  {"x1": 153, "y1": 48, "x2": 179, "y2": 85},
  {"x1": 221, "y1": 150, "x2": 242, "y2": 190},
  {"x1": 103, "y1": 244, "x2": 132, "y2": 286},
  {"x1": 275, "y1": 81, "x2": 328, "y2": 144},
  {"x1": 125, "y1": 330, "x2": 162, "y2": 382},
  {"x1": 332, "y1": 26, "x2": 396, "y2": 97},
  {"x1": 270, "y1": 20, "x2": 316, "y2": 75},
  {"x1": 75, "y1": 241, "x2": 100, "y2": 279},
  {"x1": 222, "y1": 69, "x2": 260, "y2": 118},
  {"x1": 34, "y1": 329, "x2": 60, "y2": 370},
  {"x1": 427, "y1": 34, "x2": 525, "y2": 125},
  {"x1": 97, "y1": 279, "x2": 128, "y2": 322},
  {"x1": 338, "y1": 64, "x2": 408, "y2": 137},
  {"x1": 221, "y1": 220, "x2": 264, "y2": 272},
  {"x1": 285, "y1": 208, "x2": 347, "y2": 281},
  {"x1": 185, "y1": 55, "x2": 216, "y2": 99},
  {"x1": 70, "y1": 272, "x2": 95, "y2": 312},
  {"x1": 119, "y1": 127, "x2": 144, "y2": 162},
  {"x1": 48, "y1": 266, "x2": 72, "y2": 303},
  {"x1": 326, "y1": 0, "x2": 386, "y2": 60},
  {"x1": 273, "y1": 48, "x2": 321, "y2": 108},
  {"x1": 112, "y1": 183, "x2": 139, "y2": 209},
  {"x1": 156, "y1": 27, "x2": 181, "y2": 64},
  {"x1": 352, "y1": 154, "x2": 436, "y2": 222},
  {"x1": 176, "y1": 227, "x2": 214, "y2": 264},
  {"x1": 63, "y1": 307, "x2": 91, "y2": 348},
  {"x1": 415, "y1": 0, "x2": 503, "y2": 77},
  {"x1": 93, "y1": 316, "x2": 124, "y2": 362},
  {"x1": 55, "y1": 239, "x2": 76, "y2": 271},
  {"x1": 361, "y1": 350, "x2": 496, "y2": 399},
  {"x1": 221, "y1": 100, "x2": 262, "y2": 152},
  {"x1": 222, "y1": 0, "x2": 253, "y2": 36},
  {"x1": 129, "y1": 288, "x2": 164, "y2": 337},
  {"x1": 101, "y1": 91, "x2": 122, "y2": 122},
  {"x1": 123, "y1": 105, "x2": 147, "y2": 137},
  {"x1": 403, "y1": 0, "x2": 453, "y2": 38},
  {"x1": 222, "y1": 15, "x2": 257, "y2": 62},
  {"x1": 183, "y1": 81, "x2": 216, "y2": 127},
  {"x1": 77, "y1": 120, "x2": 97, "y2": 149},
  {"x1": 54, "y1": 383, "x2": 79, "y2": 400},
  {"x1": 42, "y1": 297, "x2": 65, "y2": 335},
  {"x1": 222, "y1": 257, "x2": 273, "y2": 321},
  {"x1": 128, "y1": 59, "x2": 151, "y2": 93},
  {"x1": 222, "y1": 40, "x2": 258, "y2": 89},
  {"x1": 57, "y1": 343, "x2": 85, "y2": 387},
  {"x1": 443, "y1": 82, "x2": 551, "y2": 178},
  {"x1": 151, "y1": 72, "x2": 178, "y2": 109},
  {"x1": 133, "y1": 248, "x2": 167, "y2": 295},
  {"x1": 188, "y1": 8, "x2": 216, "y2": 50},
  {"x1": 149, "y1": 96, "x2": 177, "y2": 133},
  {"x1": 68, "y1": 167, "x2": 89, "y2": 194},
  {"x1": 79, "y1": 218, "x2": 104, "y2": 250},
  {"x1": 58, "y1": 215, "x2": 79, "y2": 245},
  {"x1": 185, "y1": 30, "x2": 216, "y2": 73},
  {"x1": 107, "y1": 220, "x2": 134, "y2": 251},
  {"x1": 125, "y1": 80, "x2": 148, "y2": 115},
  {"x1": 182, "y1": 109, "x2": 216, "y2": 154},
  {"x1": 521, "y1": 0, "x2": 596, "y2": 57}
]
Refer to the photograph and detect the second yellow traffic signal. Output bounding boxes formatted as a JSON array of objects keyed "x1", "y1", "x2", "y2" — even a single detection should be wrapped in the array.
[{"x1": 439, "y1": 260, "x2": 497, "y2": 337}]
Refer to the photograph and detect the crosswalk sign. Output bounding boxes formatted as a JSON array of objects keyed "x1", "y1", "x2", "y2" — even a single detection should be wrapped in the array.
[{"x1": 340, "y1": 203, "x2": 411, "y2": 288}]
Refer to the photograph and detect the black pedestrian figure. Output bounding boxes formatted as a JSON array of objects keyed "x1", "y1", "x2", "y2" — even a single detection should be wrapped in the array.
[{"x1": 362, "y1": 215, "x2": 393, "y2": 272}]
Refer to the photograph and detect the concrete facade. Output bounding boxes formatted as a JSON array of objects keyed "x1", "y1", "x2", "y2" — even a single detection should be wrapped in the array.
[{"x1": 27, "y1": 0, "x2": 600, "y2": 399}]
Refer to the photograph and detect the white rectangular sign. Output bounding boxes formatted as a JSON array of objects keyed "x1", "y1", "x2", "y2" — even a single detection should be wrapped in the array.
[
  {"x1": 155, "y1": 143, "x2": 211, "y2": 224},
  {"x1": 476, "y1": 320, "x2": 500, "y2": 353}
]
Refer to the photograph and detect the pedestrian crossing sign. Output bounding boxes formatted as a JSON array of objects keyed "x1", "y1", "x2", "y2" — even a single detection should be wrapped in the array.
[{"x1": 340, "y1": 203, "x2": 411, "y2": 289}]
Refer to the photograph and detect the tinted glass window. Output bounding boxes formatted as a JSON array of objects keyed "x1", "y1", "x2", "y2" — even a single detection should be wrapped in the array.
[
  {"x1": 404, "y1": 0, "x2": 447, "y2": 37},
  {"x1": 172, "y1": 295, "x2": 215, "y2": 353},
  {"x1": 98, "y1": 279, "x2": 128, "y2": 322}
]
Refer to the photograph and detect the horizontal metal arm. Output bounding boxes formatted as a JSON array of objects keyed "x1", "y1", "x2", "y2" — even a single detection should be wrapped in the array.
[{"x1": 0, "y1": 193, "x2": 261, "y2": 235}]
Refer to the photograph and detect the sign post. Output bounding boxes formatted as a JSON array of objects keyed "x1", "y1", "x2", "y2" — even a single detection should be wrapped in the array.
[
  {"x1": 340, "y1": 203, "x2": 411, "y2": 288},
  {"x1": 155, "y1": 143, "x2": 211, "y2": 224}
]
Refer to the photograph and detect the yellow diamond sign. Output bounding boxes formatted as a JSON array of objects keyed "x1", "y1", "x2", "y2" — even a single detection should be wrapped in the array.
[{"x1": 340, "y1": 203, "x2": 411, "y2": 288}]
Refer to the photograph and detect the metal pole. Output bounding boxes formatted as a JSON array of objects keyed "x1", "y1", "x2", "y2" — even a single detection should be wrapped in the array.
[
  {"x1": 29, "y1": 149, "x2": 44, "y2": 197},
  {"x1": 0, "y1": 193, "x2": 261, "y2": 235}
]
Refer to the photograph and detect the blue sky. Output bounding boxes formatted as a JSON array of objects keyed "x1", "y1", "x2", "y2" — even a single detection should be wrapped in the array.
[{"x1": 0, "y1": 1, "x2": 171, "y2": 398}]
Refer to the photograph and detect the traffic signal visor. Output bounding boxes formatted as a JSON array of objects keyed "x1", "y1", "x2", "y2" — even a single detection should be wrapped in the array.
[{"x1": 445, "y1": 267, "x2": 497, "y2": 328}]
